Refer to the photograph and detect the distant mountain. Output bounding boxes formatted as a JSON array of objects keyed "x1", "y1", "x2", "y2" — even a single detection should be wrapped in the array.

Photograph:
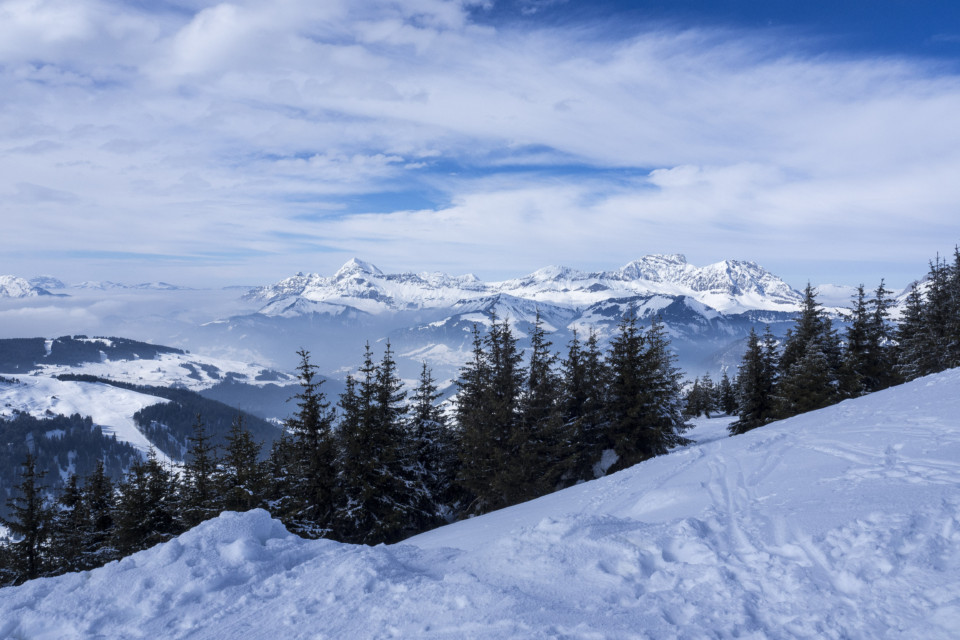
[
  {"x1": 28, "y1": 275, "x2": 67, "y2": 290},
  {"x1": 245, "y1": 255, "x2": 802, "y2": 317},
  {"x1": 0, "y1": 275, "x2": 65, "y2": 298},
  {"x1": 221, "y1": 256, "x2": 812, "y2": 381},
  {"x1": 71, "y1": 281, "x2": 191, "y2": 291}
]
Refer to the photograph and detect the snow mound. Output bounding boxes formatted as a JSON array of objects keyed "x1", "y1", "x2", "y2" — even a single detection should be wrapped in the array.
[{"x1": 3, "y1": 371, "x2": 960, "y2": 638}]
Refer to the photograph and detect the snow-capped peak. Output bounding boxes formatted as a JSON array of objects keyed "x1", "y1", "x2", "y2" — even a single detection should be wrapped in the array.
[
  {"x1": 0, "y1": 275, "x2": 53, "y2": 298},
  {"x1": 334, "y1": 258, "x2": 384, "y2": 279}
]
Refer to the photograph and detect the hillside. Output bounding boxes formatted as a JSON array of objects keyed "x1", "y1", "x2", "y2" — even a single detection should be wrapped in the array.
[{"x1": 2, "y1": 369, "x2": 958, "y2": 638}]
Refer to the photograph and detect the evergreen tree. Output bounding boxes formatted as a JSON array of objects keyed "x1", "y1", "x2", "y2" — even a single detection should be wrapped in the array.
[
  {"x1": 0, "y1": 453, "x2": 51, "y2": 584},
  {"x1": 83, "y1": 460, "x2": 116, "y2": 567},
  {"x1": 455, "y1": 315, "x2": 525, "y2": 514},
  {"x1": 454, "y1": 325, "x2": 491, "y2": 512},
  {"x1": 181, "y1": 414, "x2": 220, "y2": 527},
  {"x1": 217, "y1": 415, "x2": 267, "y2": 513},
  {"x1": 839, "y1": 285, "x2": 871, "y2": 398},
  {"x1": 895, "y1": 284, "x2": 928, "y2": 381},
  {"x1": 515, "y1": 311, "x2": 567, "y2": 499},
  {"x1": 337, "y1": 342, "x2": 426, "y2": 543},
  {"x1": 775, "y1": 285, "x2": 841, "y2": 418},
  {"x1": 48, "y1": 473, "x2": 89, "y2": 574},
  {"x1": 922, "y1": 256, "x2": 952, "y2": 374},
  {"x1": 865, "y1": 279, "x2": 899, "y2": 391},
  {"x1": 283, "y1": 349, "x2": 337, "y2": 537},
  {"x1": 562, "y1": 330, "x2": 609, "y2": 482},
  {"x1": 605, "y1": 315, "x2": 689, "y2": 471},
  {"x1": 408, "y1": 362, "x2": 459, "y2": 524},
  {"x1": 113, "y1": 451, "x2": 180, "y2": 555},
  {"x1": 718, "y1": 370, "x2": 738, "y2": 416},
  {"x1": 730, "y1": 328, "x2": 777, "y2": 435},
  {"x1": 947, "y1": 248, "x2": 960, "y2": 368}
]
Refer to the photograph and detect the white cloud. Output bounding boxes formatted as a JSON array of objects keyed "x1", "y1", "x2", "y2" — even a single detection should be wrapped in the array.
[{"x1": 0, "y1": 0, "x2": 958, "y2": 288}]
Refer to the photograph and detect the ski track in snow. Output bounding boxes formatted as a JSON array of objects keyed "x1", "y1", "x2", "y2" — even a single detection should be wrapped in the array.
[{"x1": 2, "y1": 372, "x2": 960, "y2": 638}]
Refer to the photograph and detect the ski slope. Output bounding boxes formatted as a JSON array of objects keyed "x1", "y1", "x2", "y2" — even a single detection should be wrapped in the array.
[
  {"x1": 0, "y1": 376, "x2": 171, "y2": 462},
  {"x1": 2, "y1": 370, "x2": 960, "y2": 639}
]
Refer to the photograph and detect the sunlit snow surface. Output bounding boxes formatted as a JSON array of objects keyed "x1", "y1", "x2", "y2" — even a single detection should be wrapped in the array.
[{"x1": 3, "y1": 372, "x2": 960, "y2": 638}]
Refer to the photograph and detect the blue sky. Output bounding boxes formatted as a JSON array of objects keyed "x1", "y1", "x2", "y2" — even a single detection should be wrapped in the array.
[{"x1": 1, "y1": 0, "x2": 959, "y2": 290}]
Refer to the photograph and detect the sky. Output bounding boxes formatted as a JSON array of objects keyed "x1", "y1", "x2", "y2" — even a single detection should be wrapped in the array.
[{"x1": 2, "y1": 0, "x2": 960, "y2": 290}]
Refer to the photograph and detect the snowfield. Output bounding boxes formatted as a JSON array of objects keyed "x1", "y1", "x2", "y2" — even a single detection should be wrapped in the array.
[
  {"x1": 0, "y1": 376, "x2": 171, "y2": 462},
  {"x1": 2, "y1": 370, "x2": 960, "y2": 638}
]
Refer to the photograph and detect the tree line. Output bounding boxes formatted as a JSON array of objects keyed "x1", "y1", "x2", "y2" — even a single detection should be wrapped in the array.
[
  {"x1": 1, "y1": 312, "x2": 690, "y2": 585},
  {"x1": 729, "y1": 249, "x2": 960, "y2": 434}
]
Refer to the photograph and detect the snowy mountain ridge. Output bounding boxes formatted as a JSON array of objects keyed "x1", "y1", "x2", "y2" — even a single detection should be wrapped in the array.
[
  {"x1": 0, "y1": 275, "x2": 58, "y2": 298},
  {"x1": 2, "y1": 368, "x2": 958, "y2": 638},
  {"x1": 244, "y1": 255, "x2": 804, "y2": 316}
]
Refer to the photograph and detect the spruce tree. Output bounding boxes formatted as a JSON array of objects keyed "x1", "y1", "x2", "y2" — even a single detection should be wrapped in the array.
[
  {"x1": 113, "y1": 451, "x2": 180, "y2": 555},
  {"x1": 182, "y1": 414, "x2": 220, "y2": 527},
  {"x1": 408, "y1": 362, "x2": 458, "y2": 524},
  {"x1": 0, "y1": 453, "x2": 51, "y2": 584},
  {"x1": 337, "y1": 342, "x2": 426, "y2": 543},
  {"x1": 455, "y1": 315, "x2": 525, "y2": 514},
  {"x1": 718, "y1": 370, "x2": 738, "y2": 416},
  {"x1": 895, "y1": 284, "x2": 928, "y2": 381},
  {"x1": 865, "y1": 279, "x2": 899, "y2": 391},
  {"x1": 730, "y1": 328, "x2": 777, "y2": 435},
  {"x1": 515, "y1": 311, "x2": 567, "y2": 499},
  {"x1": 284, "y1": 349, "x2": 337, "y2": 537},
  {"x1": 562, "y1": 329, "x2": 609, "y2": 482},
  {"x1": 83, "y1": 460, "x2": 116, "y2": 566},
  {"x1": 217, "y1": 415, "x2": 266, "y2": 513},
  {"x1": 839, "y1": 285, "x2": 871, "y2": 398},
  {"x1": 48, "y1": 473, "x2": 89, "y2": 574},
  {"x1": 605, "y1": 315, "x2": 689, "y2": 471},
  {"x1": 776, "y1": 284, "x2": 841, "y2": 418}
]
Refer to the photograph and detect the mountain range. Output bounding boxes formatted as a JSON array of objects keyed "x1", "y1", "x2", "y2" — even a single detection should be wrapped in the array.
[
  {"x1": 3, "y1": 255, "x2": 868, "y2": 380},
  {"x1": 217, "y1": 255, "x2": 818, "y2": 380}
]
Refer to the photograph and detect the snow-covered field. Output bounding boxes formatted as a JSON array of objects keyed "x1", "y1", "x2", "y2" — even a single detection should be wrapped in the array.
[
  {"x1": 0, "y1": 376, "x2": 171, "y2": 461},
  {"x1": 2, "y1": 370, "x2": 959, "y2": 639}
]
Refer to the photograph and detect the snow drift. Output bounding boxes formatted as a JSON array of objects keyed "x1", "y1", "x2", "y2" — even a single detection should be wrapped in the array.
[{"x1": 2, "y1": 370, "x2": 960, "y2": 639}]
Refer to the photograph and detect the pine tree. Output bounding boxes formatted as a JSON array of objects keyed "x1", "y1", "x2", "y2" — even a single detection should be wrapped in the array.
[
  {"x1": 605, "y1": 315, "x2": 689, "y2": 471},
  {"x1": 895, "y1": 284, "x2": 928, "y2": 381},
  {"x1": 0, "y1": 453, "x2": 51, "y2": 584},
  {"x1": 83, "y1": 460, "x2": 117, "y2": 567},
  {"x1": 48, "y1": 473, "x2": 90, "y2": 574},
  {"x1": 922, "y1": 256, "x2": 952, "y2": 374},
  {"x1": 776, "y1": 285, "x2": 841, "y2": 418},
  {"x1": 865, "y1": 279, "x2": 899, "y2": 391},
  {"x1": 839, "y1": 285, "x2": 871, "y2": 398},
  {"x1": 730, "y1": 327, "x2": 777, "y2": 435},
  {"x1": 515, "y1": 311, "x2": 566, "y2": 499},
  {"x1": 217, "y1": 415, "x2": 266, "y2": 513},
  {"x1": 718, "y1": 370, "x2": 738, "y2": 415},
  {"x1": 181, "y1": 414, "x2": 220, "y2": 527},
  {"x1": 113, "y1": 451, "x2": 180, "y2": 555},
  {"x1": 284, "y1": 349, "x2": 337, "y2": 537},
  {"x1": 455, "y1": 314, "x2": 525, "y2": 514},
  {"x1": 562, "y1": 329, "x2": 609, "y2": 482},
  {"x1": 408, "y1": 362, "x2": 459, "y2": 524},
  {"x1": 337, "y1": 342, "x2": 426, "y2": 543}
]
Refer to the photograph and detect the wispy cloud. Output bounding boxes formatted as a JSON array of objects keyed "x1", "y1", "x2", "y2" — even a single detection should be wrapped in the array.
[{"x1": 1, "y1": 0, "x2": 958, "y2": 288}]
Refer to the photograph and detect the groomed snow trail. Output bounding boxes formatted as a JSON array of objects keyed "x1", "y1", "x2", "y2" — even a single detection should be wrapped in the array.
[{"x1": 2, "y1": 371, "x2": 960, "y2": 638}]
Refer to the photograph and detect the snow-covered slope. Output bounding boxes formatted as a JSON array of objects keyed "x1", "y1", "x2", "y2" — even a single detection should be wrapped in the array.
[
  {"x1": 0, "y1": 376, "x2": 171, "y2": 461},
  {"x1": 0, "y1": 275, "x2": 55, "y2": 298},
  {"x1": 3, "y1": 370, "x2": 959, "y2": 638}
]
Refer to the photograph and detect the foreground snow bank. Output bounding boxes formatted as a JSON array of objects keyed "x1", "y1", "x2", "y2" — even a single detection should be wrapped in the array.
[{"x1": 3, "y1": 372, "x2": 960, "y2": 638}]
